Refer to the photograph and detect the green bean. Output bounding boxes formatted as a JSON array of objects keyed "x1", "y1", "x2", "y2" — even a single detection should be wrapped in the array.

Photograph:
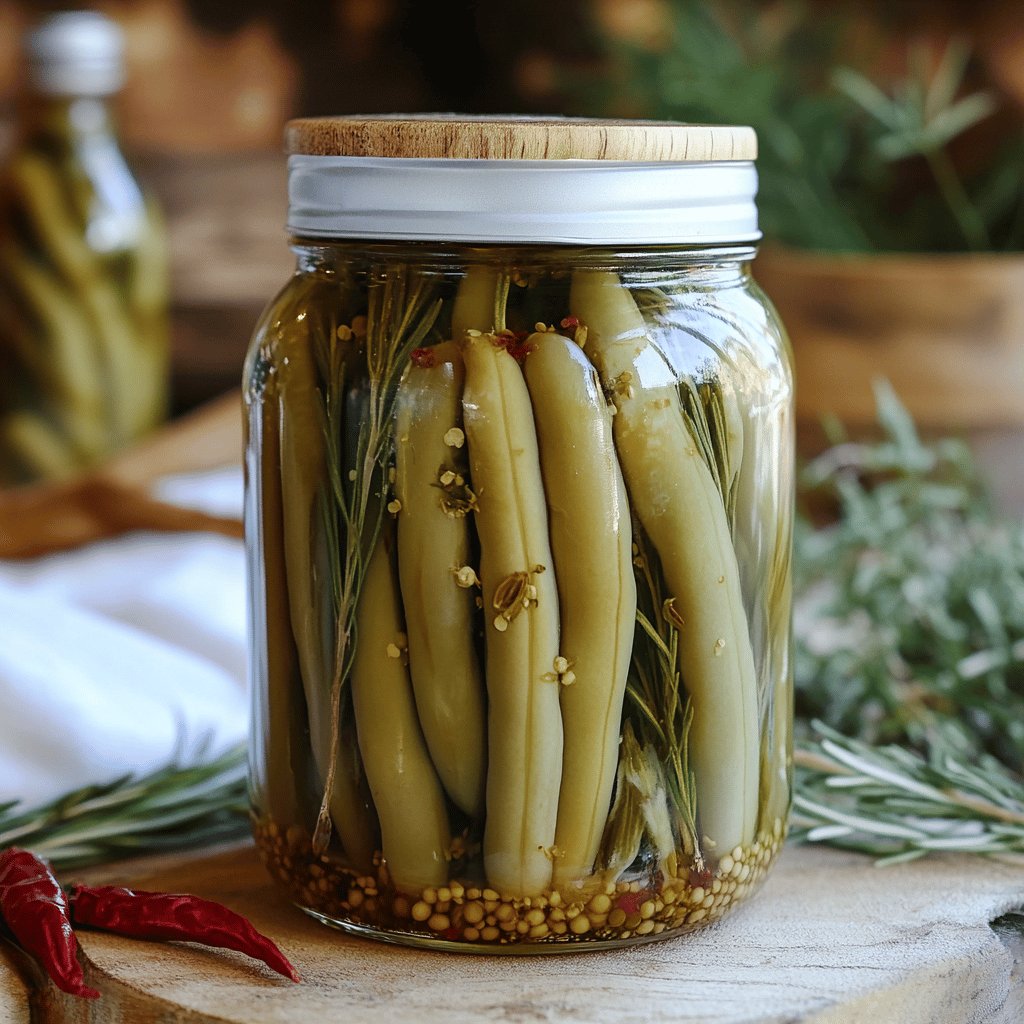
[
  {"x1": 0, "y1": 409, "x2": 77, "y2": 479},
  {"x1": 762, "y1": 568, "x2": 793, "y2": 830},
  {"x1": 125, "y1": 197, "x2": 169, "y2": 329},
  {"x1": 522, "y1": 330, "x2": 636, "y2": 887},
  {"x1": 394, "y1": 341, "x2": 487, "y2": 817},
  {"x1": 122, "y1": 196, "x2": 170, "y2": 436},
  {"x1": 0, "y1": 241, "x2": 108, "y2": 461},
  {"x1": 744, "y1": 409, "x2": 794, "y2": 832},
  {"x1": 277, "y1": 328, "x2": 377, "y2": 870},
  {"x1": 246, "y1": 385, "x2": 309, "y2": 828},
  {"x1": 570, "y1": 271, "x2": 759, "y2": 859},
  {"x1": 9, "y1": 152, "x2": 141, "y2": 444},
  {"x1": 352, "y1": 532, "x2": 451, "y2": 891},
  {"x1": 452, "y1": 264, "x2": 503, "y2": 339},
  {"x1": 725, "y1": 352, "x2": 793, "y2": 832},
  {"x1": 462, "y1": 330, "x2": 562, "y2": 897}
]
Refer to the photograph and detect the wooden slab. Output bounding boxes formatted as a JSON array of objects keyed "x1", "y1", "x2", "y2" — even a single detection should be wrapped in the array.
[
  {"x1": 27, "y1": 843, "x2": 1024, "y2": 1023},
  {"x1": 0, "y1": 948, "x2": 29, "y2": 1024}
]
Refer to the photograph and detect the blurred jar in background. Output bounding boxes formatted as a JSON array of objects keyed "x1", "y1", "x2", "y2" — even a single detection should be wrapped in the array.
[{"x1": 0, "y1": 11, "x2": 169, "y2": 484}]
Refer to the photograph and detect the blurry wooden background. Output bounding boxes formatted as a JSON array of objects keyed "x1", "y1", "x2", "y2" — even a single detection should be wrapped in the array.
[
  {"x1": 0, "y1": 0, "x2": 596, "y2": 410},
  {"x1": 0, "y1": 0, "x2": 1020, "y2": 417}
]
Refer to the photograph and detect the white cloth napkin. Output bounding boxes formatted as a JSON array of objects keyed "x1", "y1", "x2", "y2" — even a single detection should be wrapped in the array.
[{"x1": 0, "y1": 466, "x2": 248, "y2": 808}]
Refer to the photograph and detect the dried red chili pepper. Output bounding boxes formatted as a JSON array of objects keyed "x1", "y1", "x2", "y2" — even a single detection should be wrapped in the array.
[
  {"x1": 493, "y1": 328, "x2": 533, "y2": 364},
  {"x1": 67, "y1": 885, "x2": 299, "y2": 983},
  {"x1": 0, "y1": 848, "x2": 99, "y2": 999}
]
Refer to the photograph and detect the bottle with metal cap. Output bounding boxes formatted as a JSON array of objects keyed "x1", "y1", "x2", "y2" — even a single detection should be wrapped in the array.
[
  {"x1": 0, "y1": 10, "x2": 169, "y2": 483},
  {"x1": 245, "y1": 115, "x2": 794, "y2": 952}
]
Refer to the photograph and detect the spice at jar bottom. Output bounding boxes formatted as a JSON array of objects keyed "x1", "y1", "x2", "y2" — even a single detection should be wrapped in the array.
[
  {"x1": 245, "y1": 116, "x2": 794, "y2": 952},
  {"x1": 255, "y1": 816, "x2": 785, "y2": 948}
]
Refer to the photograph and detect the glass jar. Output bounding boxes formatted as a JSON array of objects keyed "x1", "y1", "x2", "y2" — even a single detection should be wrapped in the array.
[
  {"x1": 245, "y1": 116, "x2": 793, "y2": 952},
  {"x1": 0, "y1": 11, "x2": 169, "y2": 484}
]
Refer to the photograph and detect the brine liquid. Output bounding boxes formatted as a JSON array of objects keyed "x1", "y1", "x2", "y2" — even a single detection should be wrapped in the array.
[{"x1": 245, "y1": 246, "x2": 793, "y2": 950}]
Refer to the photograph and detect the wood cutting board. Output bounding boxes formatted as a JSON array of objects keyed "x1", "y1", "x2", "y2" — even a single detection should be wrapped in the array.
[{"x1": 7, "y1": 843, "x2": 1024, "y2": 1024}]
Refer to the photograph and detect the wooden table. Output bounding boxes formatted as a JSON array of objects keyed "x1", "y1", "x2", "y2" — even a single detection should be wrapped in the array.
[{"x1": 4, "y1": 842, "x2": 1023, "y2": 1023}]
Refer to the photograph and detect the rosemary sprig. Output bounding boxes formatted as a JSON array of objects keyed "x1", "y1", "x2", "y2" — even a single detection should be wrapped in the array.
[
  {"x1": 313, "y1": 265, "x2": 442, "y2": 851},
  {"x1": 575, "y1": 2, "x2": 1024, "y2": 252},
  {"x1": 792, "y1": 723, "x2": 1024, "y2": 865},
  {"x1": 679, "y1": 377, "x2": 738, "y2": 527},
  {"x1": 603, "y1": 524, "x2": 702, "y2": 875},
  {"x1": 795, "y1": 382, "x2": 1024, "y2": 769},
  {"x1": 0, "y1": 746, "x2": 247, "y2": 870},
  {"x1": 833, "y1": 40, "x2": 996, "y2": 251},
  {"x1": 792, "y1": 382, "x2": 1024, "y2": 861}
]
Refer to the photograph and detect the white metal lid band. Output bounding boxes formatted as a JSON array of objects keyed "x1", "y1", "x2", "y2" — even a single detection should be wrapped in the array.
[{"x1": 287, "y1": 156, "x2": 759, "y2": 245}]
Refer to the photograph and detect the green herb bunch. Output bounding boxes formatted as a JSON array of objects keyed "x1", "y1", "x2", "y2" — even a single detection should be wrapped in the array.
[
  {"x1": 573, "y1": 0, "x2": 1024, "y2": 252},
  {"x1": 0, "y1": 747, "x2": 247, "y2": 870},
  {"x1": 795, "y1": 383, "x2": 1024, "y2": 767},
  {"x1": 791, "y1": 382, "x2": 1024, "y2": 861}
]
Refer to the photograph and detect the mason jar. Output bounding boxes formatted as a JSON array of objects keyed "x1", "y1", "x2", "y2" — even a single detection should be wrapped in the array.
[{"x1": 245, "y1": 116, "x2": 793, "y2": 952}]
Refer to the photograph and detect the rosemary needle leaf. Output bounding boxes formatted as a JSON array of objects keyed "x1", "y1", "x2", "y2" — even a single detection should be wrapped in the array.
[
  {"x1": 792, "y1": 382, "x2": 1024, "y2": 861},
  {"x1": 0, "y1": 746, "x2": 248, "y2": 870}
]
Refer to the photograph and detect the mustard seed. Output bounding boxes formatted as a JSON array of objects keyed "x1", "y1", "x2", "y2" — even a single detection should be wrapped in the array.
[{"x1": 569, "y1": 914, "x2": 590, "y2": 935}]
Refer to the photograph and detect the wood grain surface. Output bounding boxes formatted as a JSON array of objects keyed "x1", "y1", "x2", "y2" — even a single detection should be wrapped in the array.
[
  {"x1": 754, "y1": 246, "x2": 1024, "y2": 430},
  {"x1": 0, "y1": 952, "x2": 29, "y2": 1024},
  {"x1": 22, "y1": 843, "x2": 1024, "y2": 1024},
  {"x1": 0, "y1": 391, "x2": 242, "y2": 559},
  {"x1": 285, "y1": 115, "x2": 758, "y2": 161}
]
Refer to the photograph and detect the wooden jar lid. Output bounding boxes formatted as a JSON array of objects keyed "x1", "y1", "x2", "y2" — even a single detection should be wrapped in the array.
[{"x1": 284, "y1": 114, "x2": 757, "y2": 162}]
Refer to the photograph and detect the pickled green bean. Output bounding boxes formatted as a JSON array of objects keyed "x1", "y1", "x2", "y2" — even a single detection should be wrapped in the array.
[
  {"x1": 522, "y1": 330, "x2": 636, "y2": 887},
  {"x1": 0, "y1": 409, "x2": 76, "y2": 478},
  {"x1": 9, "y1": 153, "x2": 143, "y2": 444},
  {"x1": 352, "y1": 533, "x2": 451, "y2": 891},
  {"x1": 277, "y1": 327, "x2": 377, "y2": 870},
  {"x1": 247, "y1": 385, "x2": 309, "y2": 828},
  {"x1": 463, "y1": 330, "x2": 562, "y2": 897},
  {"x1": 570, "y1": 270, "x2": 759, "y2": 858},
  {"x1": 0, "y1": 241, "x2": 107, "y2": 461},
  {"x1": 394, "y1": 341, "x2": 487, "y2": 818}
]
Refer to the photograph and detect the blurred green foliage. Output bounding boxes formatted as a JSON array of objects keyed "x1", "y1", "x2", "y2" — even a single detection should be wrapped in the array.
[
  {"x1": 575, "y1": 1, "x2": 1024, "y2": 252},
  {"x1": 795, "y1": 382, "x2": 1024, "y2": 770}
]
